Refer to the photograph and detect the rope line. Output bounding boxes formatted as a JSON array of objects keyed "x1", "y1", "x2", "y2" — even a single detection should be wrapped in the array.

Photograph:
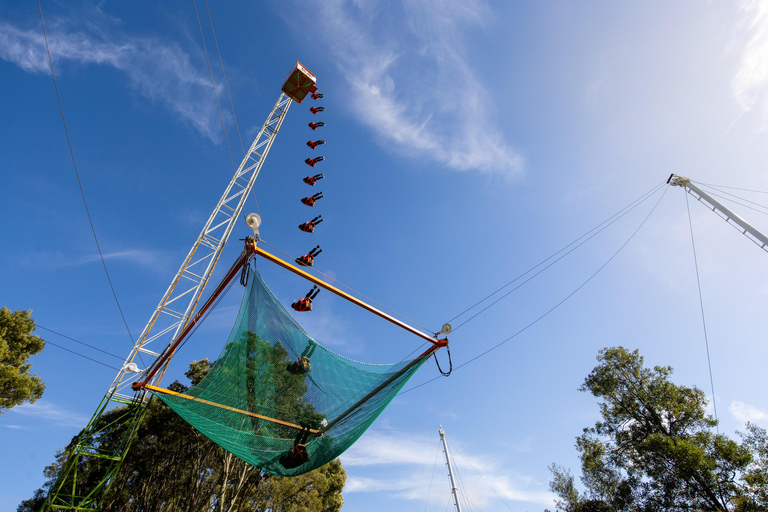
[
  {"x1": 695, "y1": 185, "x2": 768, "y2": 217},
  {"x1": 424, "y1": 440, "x2": 442, "y2": 512},
  {"x1": 685, "y1": 192, "x2": 719, "y2": 432},
  {"x1": 41, "y1": 338, "x2": 120, "y2": 371},
  {"x1": 36, "y1": 0, "x2": 138, "y2": 361},
  {"x1": 37, "y1": 325, "x2": 124, "y2": 360},
  {"x1": 696, "y1": 181, "x2": 768, "y2": 195},
  {"x1": 403, "y1": 184, "x2": 669, "y2": 393},
  {"x1": 257, "y1": 239, "x2": 434, "y2": 333},
  {"x1": 448, "y1": 182, "x2": 666, "y2": 332},
  {"x1": 192, "y1": 0, "x2": 236, "y2": 174},
  {"x1": 203, "y1": 0, "x2": 245, "y2": 157},
  {"x1": 447, "y1": 439, "x2": 515, "y2": 512}
]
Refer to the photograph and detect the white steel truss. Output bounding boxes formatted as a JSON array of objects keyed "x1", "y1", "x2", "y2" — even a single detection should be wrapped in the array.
[{"x1": 109, "y1": 92, "x2": 292, "y2": 400}]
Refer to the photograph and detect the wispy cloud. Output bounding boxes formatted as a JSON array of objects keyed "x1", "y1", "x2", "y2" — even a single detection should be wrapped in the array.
[
  {"x1": 10, "y1": 400, "x2": 90, "y2": 428},
  {"x1": 12, "y1": 248, "x2": 175, "y2": 273},
  {"x1": 729, "y1": 400, "x2": 768, "y2": 425},
  {"x1": 341, "y1": 431, "x2": 553, "y2": 506},
  {"x1": 289, "y1": 0, "x2": 523, "y2": 176},
  {"x1": 733, "y1": 0, "x2": 768, "y2": 121},
  {"x1": 0, "y1": 16, "x2": 222, "y2": 140}
]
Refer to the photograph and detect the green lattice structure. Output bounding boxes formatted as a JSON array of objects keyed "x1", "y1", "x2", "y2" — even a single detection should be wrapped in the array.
[{"x1": 151, "y1": 266, "x2": 432, "y2": 476}]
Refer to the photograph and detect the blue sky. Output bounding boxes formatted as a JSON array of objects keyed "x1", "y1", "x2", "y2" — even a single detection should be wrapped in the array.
[{"x1": 3, "y1": 1, "x2": 768, "y2": 511}]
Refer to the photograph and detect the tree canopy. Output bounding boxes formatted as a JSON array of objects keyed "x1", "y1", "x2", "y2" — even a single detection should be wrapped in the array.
[
  {"x1": 0, "y1": 307, "x2": 45, "y2": 414},
  {"x1": 20, "y1": 359, "x2": 346, "y2": 512},
  {"x1": 548, "y1": 346, "x2": 768, "y2": 512}
]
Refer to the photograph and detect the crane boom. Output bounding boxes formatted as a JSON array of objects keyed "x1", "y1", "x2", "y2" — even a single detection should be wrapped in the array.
[
  {"x1": 42, "y1": 63, "x2": 310, "y2": 509},
  {"x1": 668, "y1": 174, "x2": 768, "y2": 254}
]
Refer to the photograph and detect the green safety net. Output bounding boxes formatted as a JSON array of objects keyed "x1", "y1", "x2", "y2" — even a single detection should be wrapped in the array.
[{"x1": 154, "y1": 265, "x2": 432, "y2": 476}]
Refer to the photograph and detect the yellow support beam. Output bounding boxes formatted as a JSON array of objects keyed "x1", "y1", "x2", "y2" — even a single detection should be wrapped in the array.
[
  {"x1": 141, "y1": 384, "x2": 321, "y2": 434},
  {"x1": 250, "y1": 242, "x2": 443, "y2": 346}
]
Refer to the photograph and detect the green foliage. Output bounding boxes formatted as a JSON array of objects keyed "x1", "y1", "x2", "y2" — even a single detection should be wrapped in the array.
[
  {"x1": 0, "y1": 307, "x2": 45, "y2": 413},
  {"x1": 549, "y1": 346, "x2": 768, "y2": 512},
  {"x1": 19, "y1": 360, "x2": 346, "y2": 512}
]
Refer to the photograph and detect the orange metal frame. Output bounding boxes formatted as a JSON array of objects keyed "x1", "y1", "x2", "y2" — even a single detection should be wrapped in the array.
[
  {"x1": 133, "y1": 239, "x2": 449, "y2": 432},
  {"x1": 248, "y1": 241, "x2": 444, "y2": 346}
]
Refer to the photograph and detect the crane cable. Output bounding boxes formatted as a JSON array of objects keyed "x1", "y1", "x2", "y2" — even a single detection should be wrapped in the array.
[
  {"x1": 684, "y1": 192, "x2": 719, "y2": 432},
  {"x1": 203, "y1": 0, "x2": 245, "y2": 157},
  {"x1": 193, "y1": 0, "x2": 259, "y2": 217},
  {"x1": 402, "y1": 183, "x2": 670, "y2": 394},
  {"x1": 423, "y1": 440, "x2": 442, "y2": 512},
  {"x1": 192, "y1": 0, "x2": 236, "y2": 175},
  {"x1": 446, "y1": 182, "x2": 666, "y2": 333},
  {"x1": 36, "y1": 0, "x2": 139, "y2": 364},
  {"x1": 447, "y1": 439, "x2": 515, "y2": 512},
  {"x1": 257, "y1": 239, "x2": 434, "y2": 334}
]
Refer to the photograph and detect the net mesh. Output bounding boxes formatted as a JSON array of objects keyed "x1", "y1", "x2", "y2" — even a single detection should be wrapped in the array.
[{"x1": 154, "y1": 266, "x2": 431, "y2": 476}]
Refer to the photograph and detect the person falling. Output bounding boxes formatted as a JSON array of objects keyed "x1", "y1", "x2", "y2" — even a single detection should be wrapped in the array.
[
  {"x1": 301, "y1": 192, "x2": 324, "y2": 207},
  {"x1": 280, "y1": 425, "x2": 312, "y2": 469},
  {"x1": 305, "y1": 156, "x2": 325, "y2": 167},
  {"x1": 306, "y1": 139, "x2": 326, "y2": 150},
  {"x1": 291, "y1": 286, "x2": 320, "y2": 313},
  {"x1": 303, "y1": 173, "x2": 324, "y2": 186},
  {"x1": 311, "y1": 92, "x2": 323, "y2": 100},
  {"x1": 298, "y1": 215, "x2": 323, "y2": 233},
  {"x1": 308, "y1": 121, "x2": 325, "y2": 130},
  {"x1": 295, "y1": 245, "x2": 322, "y2": 267},
  {"x1": 309, "y1": 106, "x2": 325, "y2": 115}
]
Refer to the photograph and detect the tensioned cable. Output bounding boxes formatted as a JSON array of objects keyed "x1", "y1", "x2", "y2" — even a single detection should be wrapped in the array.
[
  {"x1": 37, "y1": 325, "x2": 124, "y2": 360},
  {"x1": 449, "y1": 445, "x2": 478, "y2": 512},
  {"x1": 448, "y1": 182, "x2": 666, "y2": 333},
  {"x1": 42, "y1": 339, "x2": 120, "y2": 371},
  {"x1": 200, "y1": 0, "x2": 260, "y2": 218},
  {"x1": 696, "y1": 186, "x2": 768, "y2": 217},
  {"x1": 257, "y1": 239, "x2": 433, "y2": 334},
  {"x1": 424, "y1": 440, "x2": 442, "y2": 512},
  {"x1": 448, "y1": 439, "x2": 515, "y2": 512},
  {"x1": 696, "y1": 181, "x2": 768, "y2": 195},
  {"x1": 402, "y1": 185, "x2": 669, "y2": 394},
  {"x1": 192, "y1": 0, "x2": 236, "y2": 175},
  {"x1": 698, "y1": 181, "x2": 768, "y2": 210},
  {"x1": 37, "y1": 0, "x2": 138, "y2": 359},
  {"x1": 448, "y1": 183, "x2": 664, "y2": 331},
  {"x1": 685, "y1": 192, "x2": 719, "y2": 432},
  {"x1": 203, "y1": 0, "x2": 244, "y2": 157}
]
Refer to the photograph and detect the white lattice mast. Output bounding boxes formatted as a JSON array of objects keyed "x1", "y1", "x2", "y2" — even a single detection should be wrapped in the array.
[
  {"x1": 668, "y1": 174, "x2": 768, "y2": 254},
  {"x1": 440, "y1": 426, "x2": 463, "y2": 512},
  {"x1": 44, "y1": 62, "x2": 318, "y2": 512}
]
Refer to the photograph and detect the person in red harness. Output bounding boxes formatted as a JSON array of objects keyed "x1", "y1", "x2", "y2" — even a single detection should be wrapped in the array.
[
  {"x1": 311, "y1": 92, "x2": 323, "y2": 100},
  {"x1": 306, "y1": 139, "x2": 326, "y2": 150},
  {"x1": 301, "y1": 192, "x2": 324, "y2": 207},
  {"x1": 309, "y1": 106, "x2": 325, "y2": 114},
  {"x1": 291, "y1": 285, "x2": 320, "y2": 312},
  {"x1": 280, "y1": 425, "x2": 312, "y2": 469},
  {"x1": 308, "y1": 121, "x2": 325, "y2": 130},
  {"x1": 295, "y1": 245, "x2": 322, "y2": 267},
  {"x1": 303, "y1": 173, "x2": 324, "y2": 186},
  {"x1": 286, "y1": 340, "x2": 318, "y2": 376},
  {"x1": 305, "y1": 156, "x2": 325, "y2": 167},
  {"x1": 298, "y1": 215, "x2": 323, "y2": 233}
]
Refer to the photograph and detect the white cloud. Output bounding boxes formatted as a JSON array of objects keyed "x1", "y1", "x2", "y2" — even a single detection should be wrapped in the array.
[
  {"x1": 289, "y1": 0, "x2": 523, "y2": 176},
  {"x1": 10, "y1": 400, "x2": 90, "y2": 428},
  {"x1": 341, "y1": 431, "x2": 553, "y2": 507},
  {"x1": 12, "y1": 248, "x2": 174, "y2": 273},
  {"x1": 733, "y1": 0, "x2": 768, "y2": 118},
  {"x1": 0, "y1": 18, "x2": 222, "y2": 141},
  {"x1": 729, "y1": 400, "x2": 768, "y2": 425}
]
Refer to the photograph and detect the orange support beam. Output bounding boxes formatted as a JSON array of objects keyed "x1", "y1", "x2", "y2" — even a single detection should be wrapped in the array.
[
  {"x1": 140, "y1": 384, "x2": 321, "y2": 434},
  {"x1": 249, "y1": 242, "x2": 443, "y2": 346}
]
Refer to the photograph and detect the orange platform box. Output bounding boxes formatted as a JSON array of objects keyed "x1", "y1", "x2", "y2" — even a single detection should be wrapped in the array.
[{"x1": 281, "y1": 62, "x2": 317, "y2": 104}]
